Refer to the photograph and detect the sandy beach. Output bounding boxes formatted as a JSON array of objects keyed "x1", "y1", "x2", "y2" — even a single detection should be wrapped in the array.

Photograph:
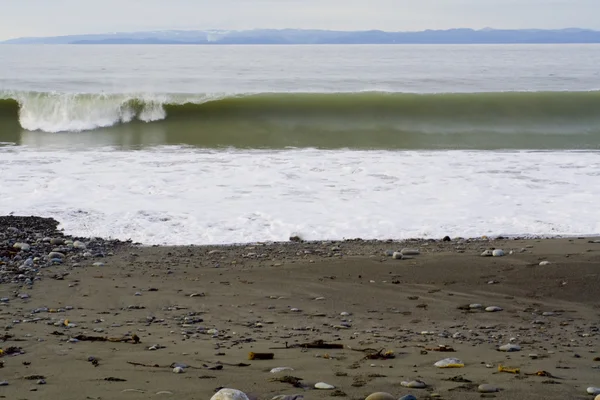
[{"x1": 1, "y1": 217, "x2": 600, "y2": 400}]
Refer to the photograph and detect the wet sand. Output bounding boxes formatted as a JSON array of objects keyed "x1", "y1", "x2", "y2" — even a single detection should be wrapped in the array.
[{"x1": 1, "y1": 233, "x2": 600, "y2": 400}]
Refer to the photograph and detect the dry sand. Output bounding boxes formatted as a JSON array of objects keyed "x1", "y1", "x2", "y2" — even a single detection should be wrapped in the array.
[{"x1": 1, "y1": 235, "x2": 600, "y2": 400}]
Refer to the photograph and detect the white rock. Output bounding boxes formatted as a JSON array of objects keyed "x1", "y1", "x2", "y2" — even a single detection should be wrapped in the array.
[
  {"x1": 587, "y1": 387, "x2": 600, "y2": 395},
  {"x1": 340, "y1": 312, "x2": 351, "y2": 316},
  {"x1": 401, "y1": 380, "x2": 427, "y2": 388},
  {"x1": 401, "y1": 248, "x2": 420, "y2": 256},
  {"x1": 73, "y1": 241, "x2": 87, "y2": 249},
  {"x1": 270, "y1": 367, "x2": 294, "y2": 373},
  {"x1": 492, "y1": 249, "x2": 505, "y2": 257},
  {"x1": 498, "y1": 344, "x2": 521, "y2": 352},
  {"x1": 211, "y1": 389, "x2": 250, "y2": 400},
  {"x1": 478, "y1": 384, "x2": 499, "y2": 393},
  {"x1": 469, "y1": 303, "x2": 483, "y2": 309},
  {"x1": 434, "y1": 358, "x2": 464, "y2": 368},
  {"x1": 392, "y1": 252, "x2": 403, "y2": 260},
  {"x1": 539, "y1": 261, "x2": 551, "y2": 266},
  {"x1": 481, "y1": 250, "x2": 493, "y2": 257},
  {"x1": 172, "y1": 367, "x2": 184, "y2": 373},
  {"x1": 485, "y1": 306, "x2": 503, "y2": 312},
  {"x1": 314, "y1": 382, "x2": 335, "y2": 390}
]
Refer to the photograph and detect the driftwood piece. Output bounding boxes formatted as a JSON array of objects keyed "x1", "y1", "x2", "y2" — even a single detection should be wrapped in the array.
[{"x1": 74, "y1": 334, "x2": 140, "y2": 344}]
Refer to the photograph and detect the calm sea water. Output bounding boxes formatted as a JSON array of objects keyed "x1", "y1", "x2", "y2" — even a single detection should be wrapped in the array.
[{"x1": 0, "y1": 44, "x2": 599, "y2": 243}]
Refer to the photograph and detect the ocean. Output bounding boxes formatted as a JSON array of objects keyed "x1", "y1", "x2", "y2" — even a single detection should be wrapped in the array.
[{"x1": 1, "y1": 44, "x2": 599, "y2": 244}]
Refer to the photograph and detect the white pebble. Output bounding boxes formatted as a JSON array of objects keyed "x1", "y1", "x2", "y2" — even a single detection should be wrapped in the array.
[
  {"x1": 539, "y1": 261, "x2": 551, "y2": 266},
  {"x1": 211, "y1": 389, "x2": 250, "y2": 400},
  {"x1": 392, "y1": 252, "x2": 403, "y2": 260},
  {"x1": 498, "y1": 344, "x2": 521, "y2": 352},
  {"x1": 478, "y1": 384, "x2": 499, "y2": 393},
  {"x1": 587, "y1": 387, "x2": 600, "y2": 395},
  {"x1": 270, "y1": 367, "x2": 294, "y2": 373},
  {"x1": 314, "y1": 382, "x2": 335, "y2": 390},
  {"x1": 485, "y1": 306, "x2": 503, "y2": 312},
  {"x1": 401, "y1": 380, "x2": 427, "y2": 389},
  {"x1": 172, "y1": 367, "x2": 185, "y2": 374},
  {"x1": 492, "y1": 249, "x2": 505, "y2": 257},
  {"x1": 401, "y1": 248, "x2": 420, "y2": 256}
]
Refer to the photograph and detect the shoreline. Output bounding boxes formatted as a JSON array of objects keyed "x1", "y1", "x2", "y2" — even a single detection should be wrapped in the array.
[{"x1": 1, "y1": 216, "x2": 600, "y2": 399}]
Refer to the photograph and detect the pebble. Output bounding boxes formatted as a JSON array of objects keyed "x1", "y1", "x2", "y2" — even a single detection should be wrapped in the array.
[
  {"x1": 211, "y1": 389, "x2": 250, "y2": 400},
  {"x1": 272, "y1": 396, "x2": 303, "y2": 400},
  {"x1": 37, "y1": 379, "x2": 46, "y2": 385},
  {"x1": 481, "y1": 250, "x2": 493, "y2": 257},
  {"x1": 492, "y1": 249, "x2": 505, "y2": 257},
  {"x1": 365, "y1": 393, "x2": 395, "y2": 400},
  {"x1": 469, "y1": 303, "x2": 483, "y2": 309},
  {"x1": 270, "y1": 367, "x2": 294, "y2": 373},
  {"x1": 48, "y1": 251, "x2": 65, "y2": 259},
  {"x1": 588, "y1": 387, "x2": 600, "y2": 395},
  {"x1": 478, "y1": 384, "x2": 499, "y2": 393},
  {"x1": 401, "y1": 380, "x2": 427, "y2": 388},
  {"x1": 485, "y1": 306, "x2": 503, "y2": 312},
  {"x1": 0, "y1": 381, "x2": 8, "y2": 386},
  {"x1": 172, "y1": 367, "x2": 185, "y2": 373},
  {"x1": 156, "y1": 391, "x2": 174, "y2": 395},
  {"x1": 392, "y1": 252, "x2": 403, "y2": 260},
  {"x1": 50, "y1": 238, "x2": 65, "y2": 245},
  {"x1": 539, "y1": 261, "x2": 551, "y2": 266},
  {"x1": 401, "y1": 248, "x2": 420, "y2": 256},
  {"x1": 498, "y1": 344, "x2": 521, "y2": 352},
  {"x1": 314, "y1": 382, "x2": 335, "y2": 390},
  {"x1": 73, "y1": 240, "x2": 87, "y2": 249},
  {"x1": 434, "y1": 357, "x2": 464, "y2": 368}
]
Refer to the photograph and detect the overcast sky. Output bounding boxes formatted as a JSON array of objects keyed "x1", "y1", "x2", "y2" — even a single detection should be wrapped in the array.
[{"x1": 1, "y1": 0, "x2": 597, "y2": 40}]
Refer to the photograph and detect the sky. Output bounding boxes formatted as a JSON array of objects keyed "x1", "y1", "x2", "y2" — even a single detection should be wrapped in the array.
[{"x1": 0, "y1": 0, "x2": 598, "y2": 40}]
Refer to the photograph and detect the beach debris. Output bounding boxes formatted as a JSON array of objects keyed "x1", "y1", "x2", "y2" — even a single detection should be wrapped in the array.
[
  {"x1": 525, "y1": 371, "x2": 561, "y2": 379},
  {"x1": 270, "y1": 367, "x2": 294, "y2": 373},
  {"x1": 365, "y1": 392, "x2": 395, "y2": 400},
  {"x1": 444, "y1": 376, "x2": 471, "y2": 383},
  {"x1": 104, "y1": 377, "x2": 127, "y2": 382},
  {"x1": 424, "y1": 345, "x2": 455, "y2": 352},
  {"x1": 401, "y1": 380, "x2": 427, "y2": 389},
  {"x1": 23, "y1": 375, "x2": 45, "y2": 380},
  {"x1": 498, "y1": 344, "x2": 521, "y2": 352},
  {"x1": 588, "y1": 387, "x2": 600, "y2": 395},
  {"x1": 315, "y1": 382, "x2": 335, "y2": 390},
  {"x1": 248, "y1": 352, "x2": 274, "y2": 360},
  {"x1": 269, "y1": 376, "x2": 304, "y2": 387},
  {"x1": 434, "y1": 358, "x2": 464, "y2": 368},
  {"x1": 72, "y1": 334, "x2": 140, "y2": 344},
  {"x1": 498, "y1": 365, "x2": 520, "y2": 374},
  {"x1": 211, "y1": 389, "x2": 250, "y2": 400},
  {"x1": 485, "y1": 306, "x2": 503, "y2": 312},
  {"x1": 271, "y1": 340, "x2": 344, "y2": 350},
  {"x1": 478, "y1": 384, "x2": 499, "y2": 393}
]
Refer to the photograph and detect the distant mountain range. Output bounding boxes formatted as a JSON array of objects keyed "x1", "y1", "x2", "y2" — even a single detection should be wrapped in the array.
[{"x1": 3, "y1": 28, "x2": 600, "y2": 45}]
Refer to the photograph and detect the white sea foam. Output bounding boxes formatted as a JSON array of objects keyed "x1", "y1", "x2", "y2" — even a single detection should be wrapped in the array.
[
  {"x1": 6, "y1": 92, "x2": 225, "y2": 133},
  {"x1": 0, "y1": 148, "x2": 599, "y2": 245}
]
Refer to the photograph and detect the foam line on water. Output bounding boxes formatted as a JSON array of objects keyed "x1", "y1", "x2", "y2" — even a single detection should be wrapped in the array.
[{"x1": 0, "y1": 147, "x2": 599, "y2": 245}]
